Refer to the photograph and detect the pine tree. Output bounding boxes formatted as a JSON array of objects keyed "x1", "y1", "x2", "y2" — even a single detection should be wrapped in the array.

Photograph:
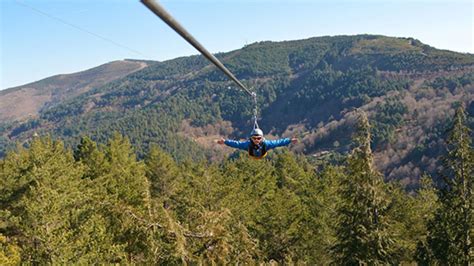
[
  {"x1": 274, "y1": 151, "x2": 310, "y2": 193},
  {"x1": 143, "y1": 144, "x2": 183, "y2": 262},
  {"x1": 306, "y1": 165, "x2": 344, "y2": 264},
  {"x1": 145, "y1": 144, "x2": 180, "y2": 200},
  {"x1": 94, "y1": 133, "x2": 153, "y2": 263},
  {"x1": 386, "y1": 175, "x2": 438, "y2": 263},
  {"x1": 74, "y1": 136, "x2": 108, "y2": 179},
  {"x1": 332, "y1": 111, "x2": 396, "y2": 264},
  {"x1": 217, "y1": 154, "x2": 313, "y2": 262},
  {"x1": 274, "y1": 151, "x2": 331, "y2": 262},
  {"x1": 0, "y1": 234, "x2": 21, "y2": 265},
  {"x1": 163, "y1": 157, "x2": 260, "y2": 263},
  {"x1": 424, "y1": 105, "x2": 473, "y2": 264},
  {"x1": 0, "y1": 136, "x2": 89, "y2": 263}
]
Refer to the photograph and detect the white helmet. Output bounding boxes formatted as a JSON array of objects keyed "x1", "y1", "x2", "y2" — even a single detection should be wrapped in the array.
[{"x1": 251, "y1": 128, "x2": 263, "y2": 136}]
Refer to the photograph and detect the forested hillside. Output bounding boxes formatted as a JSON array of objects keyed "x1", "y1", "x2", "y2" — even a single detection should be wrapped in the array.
[
  {"x1": 0, "y1": 60, "x2": 148, "y2": 121},
  {"x1": 1, "y1": 108, "x2": 472, "y2": 264},
  {"x1": 1, "y1": 35, "x2": 473, "y2": 188}
]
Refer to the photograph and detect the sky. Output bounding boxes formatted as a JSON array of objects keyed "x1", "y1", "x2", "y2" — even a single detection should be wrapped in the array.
[{"x1": 1, "y1": 0, "x2": 473, "y2": 90}]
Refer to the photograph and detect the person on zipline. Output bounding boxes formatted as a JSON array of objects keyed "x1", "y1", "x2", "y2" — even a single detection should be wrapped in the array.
[{"x1": 217, "y1": 127, "x2": 298, "y2": 159}]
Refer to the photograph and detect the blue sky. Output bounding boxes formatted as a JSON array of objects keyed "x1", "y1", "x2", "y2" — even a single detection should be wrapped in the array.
[{"x1": 1, "y1": 0, "x2": 472, "y2": 90}]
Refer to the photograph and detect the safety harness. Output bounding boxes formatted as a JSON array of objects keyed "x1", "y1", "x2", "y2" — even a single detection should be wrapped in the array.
[{"x1": 248, "y1": 140, "x2": 267, "y2": 159}]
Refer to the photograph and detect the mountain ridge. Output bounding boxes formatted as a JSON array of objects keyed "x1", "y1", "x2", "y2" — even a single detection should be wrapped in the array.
[
  {"x1": 1, "y1": 34, "x2": 473, "y2": 189},
  {"x1": 0, "y1": 59, "x2": 150, "y2": 121}
]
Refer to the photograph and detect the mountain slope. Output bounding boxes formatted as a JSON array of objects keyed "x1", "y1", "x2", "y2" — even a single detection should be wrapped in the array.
[
  {"x1": 1, "y1": 35, "x2": 473, "y2": 188},
  {"x1": 0, "y1": 60, "x2": 149, "y2": 121}
]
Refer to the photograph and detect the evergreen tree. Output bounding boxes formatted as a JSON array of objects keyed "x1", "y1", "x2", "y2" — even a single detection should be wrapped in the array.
[
  {"x1": 0, "y1": 234, "x2": 21, "y2": 265},
  {"x1": 274, "y1": 151, "x2": 310, "y2": 193},
  {"x1": 305, "y1": 165, "x2": 344, "y2": 264},
  {"x1": 274, "y1": 151, "x2": 334, "y2": 263},
  {"x1": 424, "y1": 105, "x2": 473, "y2": 264},
  {"x1": 143, "y1": 144, "x2": 187, "y2": 262},
  {"x1": 74, "y1": 136, "x2": 108, "y2": 179},
  {"x1": 332, "y1": 112, "x2": 396, "y2": 264},
  {"x1": 0, "y1": 136, "x2": 89, "y2": 263},
  {"x1": 94, "y1": 133, "x2": 154, "y2": 263},
  {"x1": 217, "y1": 154, "x2": 313, "y2": 262},
  {"x1": 386, "y1": 175, "x2": 438, "y2": 263},
  {"x1": 145, "y1": 144, "x2": 180, "y2": 200},
  {"x1": 146, "y1": 152, "x2": 264, "y2": 263}
]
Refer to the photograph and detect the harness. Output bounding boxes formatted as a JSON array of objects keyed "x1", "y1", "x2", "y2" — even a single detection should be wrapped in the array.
[{"x1": 248, "y1": 140, "x2": 267, "y2": 159}]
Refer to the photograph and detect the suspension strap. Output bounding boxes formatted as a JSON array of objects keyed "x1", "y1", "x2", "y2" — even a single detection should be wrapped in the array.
[{"x1": 251, "y1": 92, "x2": 260, "y2": 129}]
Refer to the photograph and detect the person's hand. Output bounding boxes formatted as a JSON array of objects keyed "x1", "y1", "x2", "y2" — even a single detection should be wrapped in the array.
[
  {"x1": 291, "y1": 137, "x2": 298, "y2": 144},
  {"x1": 217, "y1": 138, "x2": 225, "y2": 145}
]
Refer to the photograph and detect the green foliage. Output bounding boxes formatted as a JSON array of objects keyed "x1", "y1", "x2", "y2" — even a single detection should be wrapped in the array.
[
  {"x1": 0, "y1": 136, "x2": 87, "y2": 263},
  {"x1": 304, "y1": 164, "x2": 344, "y2": 263},
  {"x1": 422, "y1": 105, "x2": 474, "y2": 264},
  {"x1": 0, "y1": 136, "x2": 12, "y2": 158},
  {"x1": 1, "y1": 35, "x2": 473, "y2": 263},
  {"x1": 385, "y1": 176, "x2": 438, "y2": 262},
  {"x1": 0, "y1": 127, "x2": 461, "y2": 263},
  {"x1": 0, "y1": 234, "x2": 21, "y2": 265},
  {"x1": 428, "y1": 72, "x2": 474, "y2": 91},
  {"x1": 3, "y1": 34, "x2": 471, "y2": 163},
  {"x1": 214, "y1": 153, "x2": 317, "y2": 262},
  {"x1": 263, "y1": 65, "x2": 410, "y2": 131},
  {"x1": 348, "y1": 36, "x2": 474, "y2": 71},
  {"x1": 145, "y1": 144, "x2": 180, "y2": 199},
  {"x1": 8, "y1": 119, "x2": 40, "y2": 138},
  {"x1": 332, "y1": 112, "x2": 397, "y2": 264},
  {"x1": 221, "y1": 42, "x2": 292, "y2": 78},
  {"x1": 372, "y1": 96, "x2": 408, "y2": 145},
  {"x1": 74, "y1": 136, "x2": 108, "y2": 179}
]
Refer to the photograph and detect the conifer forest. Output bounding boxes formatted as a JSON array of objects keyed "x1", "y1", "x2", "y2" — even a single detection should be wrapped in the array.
[
  {"x1": 1, "y1": 34, "x2": 473, "y2": 264},
  {"x1": 1, "y1": 106, "x2": 472, "y2": 264}
]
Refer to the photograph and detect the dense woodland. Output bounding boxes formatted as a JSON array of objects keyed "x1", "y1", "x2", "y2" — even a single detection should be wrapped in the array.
[{"x1": 1, "y1": 106, "x2": 472, "y2": 264}]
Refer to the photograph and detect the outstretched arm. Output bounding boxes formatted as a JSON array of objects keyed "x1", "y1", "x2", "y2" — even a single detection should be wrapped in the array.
[
  {"x1": 216, "y1": 138, "x2": 249, "y2": 151},
  {"x1": 265, "y1": 137, "x2": 298, "y2": 149}
]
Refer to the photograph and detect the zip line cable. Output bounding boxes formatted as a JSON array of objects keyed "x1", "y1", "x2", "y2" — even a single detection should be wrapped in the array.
[
  {"x1": 140, "y1": 0, "x2": 254, "y2": 98},
  {"x1": 15, "y1": 0, "x2": 148, "y2": 58},
  {"x1": 253, "y1": 93, "x2": 260, "y2": 130}
]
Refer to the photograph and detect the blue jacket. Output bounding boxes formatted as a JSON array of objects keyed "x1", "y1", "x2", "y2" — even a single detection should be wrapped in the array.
[{"x1": 224, "y1": 138, "x2": 291, "y2": 158}]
